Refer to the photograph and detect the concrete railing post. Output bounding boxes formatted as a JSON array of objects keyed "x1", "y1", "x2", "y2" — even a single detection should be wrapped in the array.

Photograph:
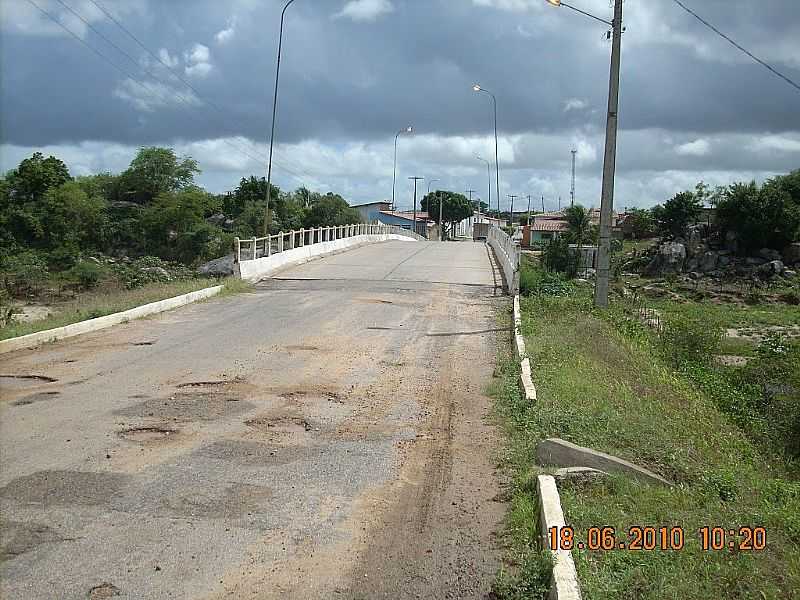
[
  {"x1": 278, "y1": 233, "x2": 284, "y2": 253},
  {"x1": 289, "y1": 230, "x2": 295, "y2": 249},
  {"x1": 251, "y1": 237, "x2": 257, "y2": 260},
  {"x1": 234, "y1": 237, "x2": 240, "y2": 263},
  {"x1": 300, "y1": 228, "x2": 305, "y2": 247}
]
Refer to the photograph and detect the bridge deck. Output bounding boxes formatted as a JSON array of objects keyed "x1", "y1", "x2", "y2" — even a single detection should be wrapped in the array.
[{"x1": 0, "y1": 240, "x2": 505, "y2": 600}]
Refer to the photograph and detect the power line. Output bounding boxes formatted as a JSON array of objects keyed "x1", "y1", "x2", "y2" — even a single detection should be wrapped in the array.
[
  {"x1": 84, "y1": 0, "x2": 317, "y2": 185},
  {"x1": 671, "y1": 0, "x2": 800, "y2": 94},
  {"x1": 25, "y1": 0, "x2": 315, "y2": 190}
]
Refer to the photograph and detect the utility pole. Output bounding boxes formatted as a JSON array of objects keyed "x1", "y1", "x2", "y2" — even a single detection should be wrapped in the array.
[
  {"x1": 508, "y1": 195, "x2": 517, "y2": 228},
  {"x1": 594, "y1": 0, "x2": 623, "y2": 309},
  {"x1": 409, "y1": 177, "x2": 424, "y2": 237},
  {"x1": 558, "y1": 196, "x2": 562, "y2": 211},
  {"x1": 570, "y1": 149, "x2": 577, "y2": 207},
  {"x1": 541, "y1": 195, "x2": 545, "y2": 213},
  {"x1": 438, "y1": 191, "x2": 444, "y2": 241},
  {"x1": 526, "y1": 195, "x2": 532, "y2": 226}
]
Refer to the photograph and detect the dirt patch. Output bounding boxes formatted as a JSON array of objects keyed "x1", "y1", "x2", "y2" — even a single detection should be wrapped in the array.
[
  {"x1": 88, "y1": 583, "x2": 121, "y2": 599},
  {"x1": 12, "y1": 391, "x2": 61, "y2": 406},
  {"x1": 114, "y1": 392, "x2": 254, "y2": 422},
  {"x1": 0, "y1": 521, "x2": 72, "y2": 562},
  {"x1": 715, "y1": 355, "x2": 751, "y2": 367},
  {"x1": 158, "y1": 482, "x2": 273, "y2": 519},
  {"x1": 118, "y1": 426, "x2": 180, "y2": 443},
  {"x1": 194, "y1": 440, "x2": 303, "y2": 466},
  {"x1": 0, "y1": 470, "x2": 130, "y2": 507}
]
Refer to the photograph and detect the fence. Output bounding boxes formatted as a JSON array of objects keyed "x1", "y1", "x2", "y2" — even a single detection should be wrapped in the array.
[
  {"x1": 234, "y1": 223, "x2": 424, "y2": 263},
  {"x1": 487, "y1": 226, "x2": 521, "y2": 294}
]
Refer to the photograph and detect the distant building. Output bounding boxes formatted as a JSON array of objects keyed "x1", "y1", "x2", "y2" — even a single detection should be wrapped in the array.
[
  {"x1": 350, "y1": 201, "x2": 391, "y2": 223},
  {"x1": 520, "y1": 208, "x2": 622, "y2": 246},
  {"x1": 377, "y1": 210, "x2": 430, "y2": 237}
]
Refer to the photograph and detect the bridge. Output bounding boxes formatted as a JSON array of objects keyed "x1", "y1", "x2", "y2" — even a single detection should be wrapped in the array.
[{"x1": 0, "y1": 231, "x2": 521, "y2": 599}]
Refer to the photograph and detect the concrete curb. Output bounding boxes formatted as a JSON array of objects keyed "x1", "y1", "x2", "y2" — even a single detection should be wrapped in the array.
[
  {"x1": 513, "y1": 294, "x2": 537, "y2": 402},
  {"x1": 237, "y1": 234, "x2": 416, "y2": 282},
  {"x1": 0, "y1": 285, "x2": 224, "y2": 355},
  {"x1": 538, "y1": 475, "x2": 583, "y2": 600}
]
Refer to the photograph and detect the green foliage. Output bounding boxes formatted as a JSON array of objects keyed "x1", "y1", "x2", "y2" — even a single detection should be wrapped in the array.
[
  {"x1": 541, "y1": 237, "x2": 578, "y2": 277},
  {"x1": 4, "y1": 152, "x2": 71, "y2": 203},
  {"x1": 67, "y1": 261, "x2": 106, "y2": 290},
  {"x1": 119, "y1": 147, "x2": 200, "y2": 204},
  {"x1": 626, "y1": 207, "x2": 656, "y2": 239},
  {"x1": 658, "y1": 314, "x2": 723, "y2": 367},
  {"x1": 651, "y1": 191, "x2": 704, "y2": 238},
  {"x1": 520, "y1": 261, "x2": 575, "y2": 297},
  {"x1": 303, "y1": 193, "x2": 360, "y2": 227},
  {"x1": 563, "y1": 204, "x2": 593, "y2": 247},
  {"x1": 420, "y1": 191, "x2": 474, "y2": 236},
  {"x1": 714, "y1": 173, "x2": 800, "y2": 253},
  {"x1": 0, "y1": 250, "x2": 50, "y2": 296}
]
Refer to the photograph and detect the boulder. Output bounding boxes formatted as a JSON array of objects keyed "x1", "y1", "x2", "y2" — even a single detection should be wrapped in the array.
[
  {"x1": 685, "y1": 225, "x2": 706, "y2": 257},
  {"x1": 745, "y1": 256, "x2": 768, "y2": 266},
  {"x1": 785, "y1": 270, "x2": 798, "y2": 278},
  {"x1": 688, "y1": 271, "x2": 703, "y2": 280},
  {"x1": 700, "y1": 251, "x2": 718, "y2": 272},
  {"x1": 784, "y1": 243, "x2": 800, "y2": 266},
  {"x1": 759, "y1": 248, "x2": 782, "y2": 261},
  {"x1": 206, "y1": 213, "x2": 235, "y2": 230},
  {"x1": 198, "y1": 254, "x2": 236, "y2": 277},
  {"x1": 724, "y1": 230, "x2": 738, "y2": 253},
  {"x1": 141, "y1": 266, "x2": 171, "y2": 280},
  {"x1": 757, "y1": 260, "x2": 784, "y2": 279},
  {"x1": 645, "y1": 242, "x2": 686, "y2": 275}
]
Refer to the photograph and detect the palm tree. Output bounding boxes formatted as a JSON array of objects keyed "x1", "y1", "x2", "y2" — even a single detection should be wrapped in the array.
[{"x1": 564, "y1": 204, "x2": 592, "y2": 249}]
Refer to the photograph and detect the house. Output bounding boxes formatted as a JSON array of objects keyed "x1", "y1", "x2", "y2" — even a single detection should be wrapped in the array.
[
  {"x1": 521, "y1": 208, "x2": 623, "y2": 246},
  {"x1": 376, "y1": 210, "x2": 430, "y2": 237},
  {"x1": 351, "y1": 201, "x2": 392, "y2": 223}
]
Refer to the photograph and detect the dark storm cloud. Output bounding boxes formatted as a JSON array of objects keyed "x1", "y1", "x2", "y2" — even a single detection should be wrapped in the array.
[{"x1": 2, "y1": 0, "x2": 799, "y2": 148}]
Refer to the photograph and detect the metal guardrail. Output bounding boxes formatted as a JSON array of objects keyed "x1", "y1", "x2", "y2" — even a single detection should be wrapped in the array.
[{"x1": 234, "y1": 223, "x2": 425, "y2": 263}]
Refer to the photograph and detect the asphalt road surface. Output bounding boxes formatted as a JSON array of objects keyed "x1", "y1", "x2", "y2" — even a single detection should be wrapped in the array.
[{"x1": 0, "y1": 240, "x2": 508, "y2": 599}]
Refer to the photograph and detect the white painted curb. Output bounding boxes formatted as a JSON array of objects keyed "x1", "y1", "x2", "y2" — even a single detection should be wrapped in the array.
[
  {"x1": 513, "y1": 294, "x2": 537, "y2": 402},
  {"x1": 538, "y1": 475, "x2": 583, "y2": 600},
  {"x1": 238, "y1": 234, "x2": 416, "y2": 282},
  {"x1": 0, "y1": 285, "x2": 224, "y2": 355}
]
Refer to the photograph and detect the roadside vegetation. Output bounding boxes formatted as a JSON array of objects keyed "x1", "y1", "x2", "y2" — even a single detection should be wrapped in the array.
[
  {"x1": 491, "y1": 259, "x2": 800, "y2": 599},
  {"x1": 0, "y1": 148, "x2": 360, "y2": 337}
]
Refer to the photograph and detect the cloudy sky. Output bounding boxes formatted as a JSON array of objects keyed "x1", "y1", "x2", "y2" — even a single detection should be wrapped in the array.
[{"x1": 1, "y1": 0, "x2": 799, "y2": 211}]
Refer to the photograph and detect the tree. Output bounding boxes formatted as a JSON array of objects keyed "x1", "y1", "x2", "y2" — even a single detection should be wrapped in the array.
[
  {"x1": 5, "y1": 152, "x2": 71, "y2": 203},
  {"x1": 41, "y1": 181, "x2": 107, "y2": 263},
  {"x1": 714, "y1": 179, "x2": 800, "y2": 254},
  {"x1": 626, "y1": 207, "x2": 656, "y2": 239},
  {"x1": 420, "y1": 191, "x2": 473, "y2": 239},
  {"x1": 119, "y1": 147, "x2": 200, "y2": 204},
  {"x1": 303, "y1": 193, "x2": 361, "y2": 227},
  {"x1": 652, "y1": 191, "x2": 703, "y2": 238},
  {"x1": 563, "y1": 204, "x2": 593, "y2": 248}
]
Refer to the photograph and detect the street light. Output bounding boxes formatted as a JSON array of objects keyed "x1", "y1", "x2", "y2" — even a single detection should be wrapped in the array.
[
  {"x1": 393, "y1": 126, "x2": 414, "y2": 211},
  {"x1": 472, "y1": 84, "x2": 500, "y2": 216},
  {"x1": 409, "y1": 176, "x2": 424, "y2": 237},
  {"x1": 265, "y1": 0, "x2": 299, "y2": 236},
  {"x1": 546, "y1": 0, "x2": 622, "y2": 308},
  {"x1": 475, "y1": 155, "x2": 491, "y2": 223}
]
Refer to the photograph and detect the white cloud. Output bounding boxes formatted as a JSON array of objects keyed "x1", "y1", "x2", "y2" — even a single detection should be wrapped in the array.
[
  {"x1": 113, "y1": 78, "x2": 200, "y2": 112},
  {"x1": 750, "y1": 134, "x2": 800, "y2": 153},
  {"x1": 0, "y1": 0, "x2": 145, "y2": 38},
  {"x1": 472, "y1": 0, "x2": 543, "y2": 12},
  {"x1": 334, "y1": 0, "x2": 394, "y2": 22},
  {"x1": 158, "y1": 48, "x2": 179, "y2": 68},
  {"x1": 563, "y1": 98, "x2": 588, "y2": 112},
  {"x1": 675, "y1": 139, "x2": 711, "y2": 157},
  {"x1": 184, "y1": 43, "x2": 212, "y2": 78},
  {"x1": 215, "y1": 17, "x2": 237, "y2": 44}
]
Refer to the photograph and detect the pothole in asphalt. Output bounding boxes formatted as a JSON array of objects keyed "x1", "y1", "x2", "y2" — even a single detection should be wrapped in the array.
[
  {"x1": 176, "y1": 380, "x2": 232, "y2": 388},
  {"x1": 131, "y1": 340, "x2": 155, "y2": 346},
  {"x1": 119, "y1": 426, "x2": 179, "y2": 443},
  {"x1": 0, "y1": 374, "x2": 58, "y2": 391},
  {"x1": 284, "y1": 345, "x2": 320, "y2": 351},
  {"x1": 12, "y1": 391, "x2": 61, "y2": 406},
  {"x1": 246, "y1": 416, "x2": 314, "y2": 434},
  {"x1": 115, "y1": 393, "x2": 254, "y2": 422},
  {"x1": 88, "y1": 582, "x2": 120, "y2": 598}
]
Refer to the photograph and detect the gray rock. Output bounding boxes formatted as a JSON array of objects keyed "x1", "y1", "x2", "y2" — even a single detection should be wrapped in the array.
[
  {"x1": 685, "y1": 226, "x2": 706, "y2": 257},
  {"x1": 724, "y1": 230, "x2": 738, "y2": 253},
  {"x1": 718, "y1": 255, "x2": 731, "y2": 267},
  {"x1": 700, "y1": 250, "x2": 718, "y2": 272},
  {"x1": 746, "y1": 256, "x2": 768, "y2": 266},
  {"x1": 198, "y1": 254, "x2": 236, "y2": 277},
  {"x1": 536, "y1": 438, "x2": 673, "y2": 487},
  {"x1": 645, "y1": 241, "x2": 686, "y2": 275},
  {"x1": 141, "y1": 266, "x2": 171, "y2": 279},
  {"x1": 784, "y1": 270, "x2": 797, "y2": 278},
  {"x1": 757, "y1": 260, "x2": 784, "y2": 278},
  {"x1": 759, "y1": 247, "x2": 782, "y2": 261},
  {"x1": 688, "y1": 271, "x2": 703, "y2": 280}
]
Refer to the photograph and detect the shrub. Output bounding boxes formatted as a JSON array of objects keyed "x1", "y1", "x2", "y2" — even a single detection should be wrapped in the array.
[
  {"x1": 67, "y1": 261, "x2": 106, "y2": 290},
  {"x1": 520, "y1": 263, "x2": 574, "y2": 297},
  {"x1": 0, "y1": 250, "x2": 50, "y2": 296},
  {"x1": 659, "y1": 315, "x2": 722, "y2": 366},
  {"x1": 542, "y1": 238, "x2": 578, "y2": 277}
]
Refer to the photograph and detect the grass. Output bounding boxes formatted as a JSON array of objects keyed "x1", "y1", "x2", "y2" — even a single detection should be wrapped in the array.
[
  {"x1": 490, "y1": 277, "x2": 800, "y2": 599},
  {"x1": 0, "y1": 277, "x2": 251, "y2": 341}
]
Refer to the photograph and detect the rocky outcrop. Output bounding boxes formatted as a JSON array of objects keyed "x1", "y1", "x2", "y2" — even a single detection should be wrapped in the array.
[
  {"x1": 784, "y1": 243, "x2": 800, "y2": 266},
  {"x1": 198, "y1": 254, "x2": 236, "y2": 277}
]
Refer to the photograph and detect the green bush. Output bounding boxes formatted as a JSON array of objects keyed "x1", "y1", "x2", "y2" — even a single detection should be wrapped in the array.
[
  {"x1": 541, "y1": 238, "x2": 578, "y2": 277},
  {"x1": 67, "y1": 261, "x2": 106, "y2": 290},
  {"x1": 520, "y1": 263, "x2": 575, "y2": 297},
  {"x1": 659, "y1": 315, "x2": 723, "y2": 366},
  {"x1": 0, "y1": 250, "x2": 50, "y2": 296}
]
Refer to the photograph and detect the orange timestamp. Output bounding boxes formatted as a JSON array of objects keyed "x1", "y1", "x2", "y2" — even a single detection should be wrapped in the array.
[{"x1": 548, "y1": 526, "x2": 767, "y2": 552}]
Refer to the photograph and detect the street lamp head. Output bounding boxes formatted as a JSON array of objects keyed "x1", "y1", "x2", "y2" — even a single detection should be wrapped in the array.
[
  {"x1": 546, "y1": 0, "x2": 562, "y2": 6},
  {"x1": 472, "y1": 84, "x2": 482, "y2": 92},
  {"x1": 406, "y1": 125, "x2": 414, "y2": 133}
]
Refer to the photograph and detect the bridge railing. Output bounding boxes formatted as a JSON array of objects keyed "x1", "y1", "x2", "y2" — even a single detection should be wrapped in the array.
[
  {"x1": 487, "y1": 225, "x2": 520, "y2": 294},
  {"x1": 234, "y1": 223, "x2": 425, "y2": 263}
]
